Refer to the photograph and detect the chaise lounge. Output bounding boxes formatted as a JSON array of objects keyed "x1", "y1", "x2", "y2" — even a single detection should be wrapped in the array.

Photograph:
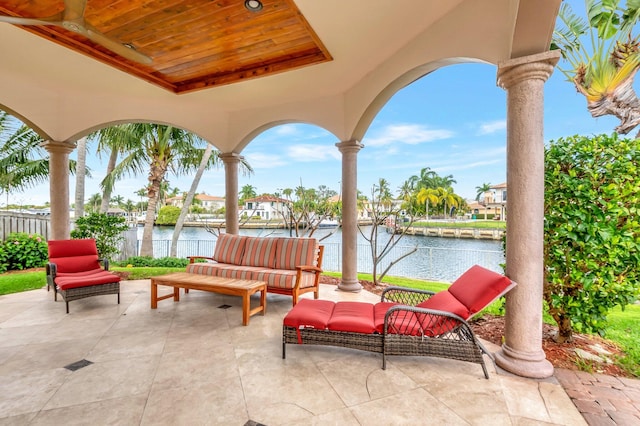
[{"x1": 282, "y1": 265, "x2": 515, "y2": 378}]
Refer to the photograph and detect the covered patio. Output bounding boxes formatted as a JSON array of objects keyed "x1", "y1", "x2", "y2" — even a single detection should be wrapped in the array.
[
  {"x1": 0, "y1": 282, "x2": 585, "y2": 425},
  {"x1": 1, "y1": 0, "x2": 561, "y2": 379}
]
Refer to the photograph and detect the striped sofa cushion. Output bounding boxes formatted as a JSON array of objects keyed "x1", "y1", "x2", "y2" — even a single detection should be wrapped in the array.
[
  {"x1": 214, "y1": 265, "x2": 266, "y2": 281},
  {"x1": 186, "y1": 262, "x2": 219, "y2": 276},
  {"x1": 274, "y1": 237, "x2": 318, "y2": 270},
  {"x1": 240, "y1": 237, "x2": 278, "y2": 268},
  {"x1": 212, "y1": 234, "x2": 247, "y2": 264},
  {"x1": 255, "y1": 269, "x2": 317, "y2": 289}
]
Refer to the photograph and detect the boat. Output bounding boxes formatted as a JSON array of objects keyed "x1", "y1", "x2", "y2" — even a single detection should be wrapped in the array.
[{"x1": 317, "y1": 219, "x2": 339, "y2": 228}]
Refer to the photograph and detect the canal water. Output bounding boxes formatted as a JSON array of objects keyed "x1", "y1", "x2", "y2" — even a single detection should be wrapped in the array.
[{"x1": 141, "y1": 225, "x2": 504, "y2": 283}]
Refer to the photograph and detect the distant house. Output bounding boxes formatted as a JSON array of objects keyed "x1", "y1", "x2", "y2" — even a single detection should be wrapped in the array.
[
  {"x1": 106, "y1": 207, "x2": 127, "y2": 217},
  {"x1": 466, "y1": 200, "x2": 492, "y2": 218},
  {"x1": 239, "y1": 195, "x2": 290, "y2": 221},
  {"x1": 479, "y1": 183, "x2": 507, "y2": 220},
  {"x1": 360, "y1": 198, "x2": 404, "y2": 220},
  {"x1": 196, "y1": 194, "x2": 225, "y2": 211},
  {"x1": 165, "y1": 193, "x2": 225, "y2": 212}
]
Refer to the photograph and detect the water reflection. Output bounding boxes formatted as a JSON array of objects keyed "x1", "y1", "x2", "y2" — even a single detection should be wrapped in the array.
[{"x1": 143, "y1": 225, "x2": 504, "y2": 282}]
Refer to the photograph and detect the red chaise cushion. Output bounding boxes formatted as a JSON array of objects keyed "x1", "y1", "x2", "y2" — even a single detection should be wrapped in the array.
[
  {"x1": 326, "y1": 302, "x2": 375, "y2": 333},
  {"x1": 283, "y1": 299, "x2": 335, "y2": 329},
  {"x1": 416, "y1": 291, "x2": 471, "y2": 336},
  {"x1": 54, "y1": 270, "x2": 120, "y2": 290},
  {"x1": 48, "y1": 239, "x2": 102, "y2": 273},
  {"x1": 447, "y1": 265, "x2": 513, "y2": 315}
]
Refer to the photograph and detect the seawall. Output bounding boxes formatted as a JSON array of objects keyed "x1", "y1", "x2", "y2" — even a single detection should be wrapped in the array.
[{"x1": 390, "y1": 226, "x2": 505, "y2": 240}]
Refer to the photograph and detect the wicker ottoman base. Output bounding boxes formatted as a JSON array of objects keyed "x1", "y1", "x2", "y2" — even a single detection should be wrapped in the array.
[{"x1": 55, "y1": 282, "x2": 120, "y2": 314}]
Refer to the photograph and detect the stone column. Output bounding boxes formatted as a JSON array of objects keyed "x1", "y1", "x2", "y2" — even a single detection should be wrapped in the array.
[
  {"x1": 42, "y1": 140, "x2": 76, "y2": 240},
  {"x1": 336, "y1": 140, "x2": 363, "y2": 292},
  {"x1": 494, "y1": 51, "x2": 560, "y2": 379},
  {"x1": 220, "y1": 152, "x2": 242, "y2": 234}
]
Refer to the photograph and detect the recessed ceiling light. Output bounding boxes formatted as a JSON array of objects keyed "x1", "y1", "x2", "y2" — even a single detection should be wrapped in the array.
[{"x1": 244, "y1": 0, "x2": 263, "y2": 12}]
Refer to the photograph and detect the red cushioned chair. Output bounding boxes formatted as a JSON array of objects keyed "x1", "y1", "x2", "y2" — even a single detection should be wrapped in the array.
[
  {"x1": 283, "y1": 265, "x2": 516, "y2": 378},
  {"x1": 46, "y1": 239, "x2": 121, "y2": 313}
]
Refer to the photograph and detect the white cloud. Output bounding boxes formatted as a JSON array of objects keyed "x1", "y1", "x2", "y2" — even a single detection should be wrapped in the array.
[
  {"x1": 274, "y1": 123, "x2": 301, "y2": 136},
  {"x1": 478, "y1": 120, "x2": 506, "y2": 135},
  {"x1": 364, "y1": 123, "x2": 454, "y2": 147},
  {"x1": 244, "y1": 152, "x2": 288, "y2": 169},
  {"x1": 287, "y1": 144, "x2": 341, "y2": 162}
]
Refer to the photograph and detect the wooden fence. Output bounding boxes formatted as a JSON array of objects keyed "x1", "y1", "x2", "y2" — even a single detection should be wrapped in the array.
[
  {"x1": 0, "y1": 212, "x2": 137, "y2": 261},
  {"x1": 0, "y1": 211, "x2": 51, "y2": 241}
]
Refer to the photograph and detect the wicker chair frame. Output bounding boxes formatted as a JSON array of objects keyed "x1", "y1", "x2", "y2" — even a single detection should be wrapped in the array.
[
  {"x1": 283, "y1": 286, "x2": 494, "y2": 379},
  {"x1": 46, "y1": 260, "x2": 120, "y2": 314}
]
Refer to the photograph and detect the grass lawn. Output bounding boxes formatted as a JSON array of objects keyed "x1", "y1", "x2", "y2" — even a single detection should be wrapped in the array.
[
  {"x1": 605, "y1": 304, "x2": 640, "y2": 377},
  {"x1": 111, "y1": 266, "x2": 184, "y2": 280},
  {"x1": 0, "y1": 270, "x2": 47, "y2": 295}
]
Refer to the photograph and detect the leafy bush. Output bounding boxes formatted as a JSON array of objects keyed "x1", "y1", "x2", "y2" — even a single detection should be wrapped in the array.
[
  {"x1": 117, "y1": 256, "x2": 155, "y2": 267},
  {"x1": 544, "y1": 133, "x2": 640, "y2": 342},
  {"x1": 1, "y1": 233, "x2": 48, "y2": 271},
  {"x1": 71, "y1": 213, "x2": 129, "y2": 261},
  {"x1": 156, "y1": 206, "x2": 181, "y2": 225},
  {"x1": 114, "y1": 256, "x2": 192, "y2": 268},
  {"x1": 0, "y1": 246, "x2": 7, "y2": 274}
]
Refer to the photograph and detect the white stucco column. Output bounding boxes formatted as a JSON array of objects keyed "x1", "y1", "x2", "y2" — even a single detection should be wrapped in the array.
[
  {"x1": 494, "y1": 51, "x2": 560, "y2": 379},
  {"x1": 336, "y1": 139, "x2": 363, "y2": 292},
  {"x1": 220, "y1": 152, "x2": 242, "y2": 234},
  {"x1": 42, "y1": 140, "x2": 75, "y2": 240}
]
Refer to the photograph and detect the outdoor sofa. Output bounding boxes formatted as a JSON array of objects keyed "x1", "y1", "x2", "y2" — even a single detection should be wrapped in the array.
[
  {"x1": 282, "y1": 265, "x2": 515, "y2": 378},
  {"x1": 186, "y1": 233, "x2": 323, "y2": 306}
]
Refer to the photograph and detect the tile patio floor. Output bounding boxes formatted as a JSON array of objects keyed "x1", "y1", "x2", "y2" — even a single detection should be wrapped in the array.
[{"x1": 0, "y1": 280, "x2": 586, "y2": 425}]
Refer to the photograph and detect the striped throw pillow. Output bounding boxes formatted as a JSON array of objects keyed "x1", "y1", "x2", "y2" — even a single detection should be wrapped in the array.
[
  {"x1": 240, "y1": 237, "x2": 278, "y2": 268},
  {"x1": 212, "y1": 234, "x2": 247, "y2": 265},
  {"x1": 274, "y1": 237, "x2": 318, "y2": 270}
]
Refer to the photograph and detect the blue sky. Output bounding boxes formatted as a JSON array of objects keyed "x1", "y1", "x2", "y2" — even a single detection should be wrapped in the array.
[{"x1": 5, "y1": 1, "x2": 637, "y2": 207}]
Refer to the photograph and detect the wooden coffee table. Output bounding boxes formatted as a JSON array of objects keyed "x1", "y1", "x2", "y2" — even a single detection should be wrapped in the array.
[{"x1": 150, "y1": 272, "x2": 267, "y2": 325}]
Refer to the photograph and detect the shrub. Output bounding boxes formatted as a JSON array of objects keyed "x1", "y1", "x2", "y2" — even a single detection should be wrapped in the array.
[
  {"x1": 114, "y1": 256, "x2": 192, "y2": 268},
  {"x1": 71, "y1": 213, "x2": 129, "y2": 261},
  {"x1": 156, "y1": 206, "x2": 181, "y2": 225},
  {"x1": 544, "y1": 133, "x2": 640, "y2": 342},
  {"x1": 117, "y1": 256, "x2": 155, "y2": 267},
  {"x1": 0, "y1": 245, "x2": 8, "y2": 274},
  {"x1": 1, "y1": 232, "x2": 48, "y2": 271}
]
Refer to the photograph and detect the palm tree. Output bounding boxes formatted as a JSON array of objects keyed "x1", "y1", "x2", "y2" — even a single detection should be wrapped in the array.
[
  {"x1": 239, "y1": 184, "x2": 257, "y2": 204},
  {"x1": 475, "y1": 182, "x2": 492, "y2": 220},
  {"x1": 397, "y1": 180, "x2": 413, "y2": 202},
  {"x1": 170, "y1": 144, "x2": 257, "y2": 257},
  {"x1": 93, "y1": 127, "x2": 138, "y2": 213},
  {"x1": 74, "y1": 137, "x2": 89, "y2": 217},
  {"x1": 439, "y1": 187, "x2": 459, "y2": 218},
  {"x1": 373, "y1": 178, "x2": 393, "y2": 210},
  {"x1": 432, "y1": 174, "x2": 457, "y2": 190},
  {"x1": 123, "y1": 199, "x2": 136, "y2": 215},
  {"x1": 0, "y1": 112, "x2": 74, "y2": 199},
  {"x1": 416, "y1": 187, "x2": 440, "y2": 220},
  {"x1": 101, "y1": 123, "x2": 209, "y2": 257},
  {"x1": 87, "y1": 193, "x2": 102, "y2": 213},
  {"x1": 170, "y1": 145, "x2": 216, "y2": 256},
  {"x1": 552, "y1": 1, "x2": 640, "y2": 136},
  {"x1": 135, "y1": 188, "x2": 147, "y2": 214},
  {"x1": 407, "y1": 167, "x2": 436, "y2": 190},
  {"x1": 110, "y1": 195, "x2": 125, "y2": 209}
]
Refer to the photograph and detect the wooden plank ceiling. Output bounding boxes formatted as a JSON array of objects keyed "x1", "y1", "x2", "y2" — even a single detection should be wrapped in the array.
[{"x1": 0, "y1": 0, "x2": 332, "y2": 94}]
